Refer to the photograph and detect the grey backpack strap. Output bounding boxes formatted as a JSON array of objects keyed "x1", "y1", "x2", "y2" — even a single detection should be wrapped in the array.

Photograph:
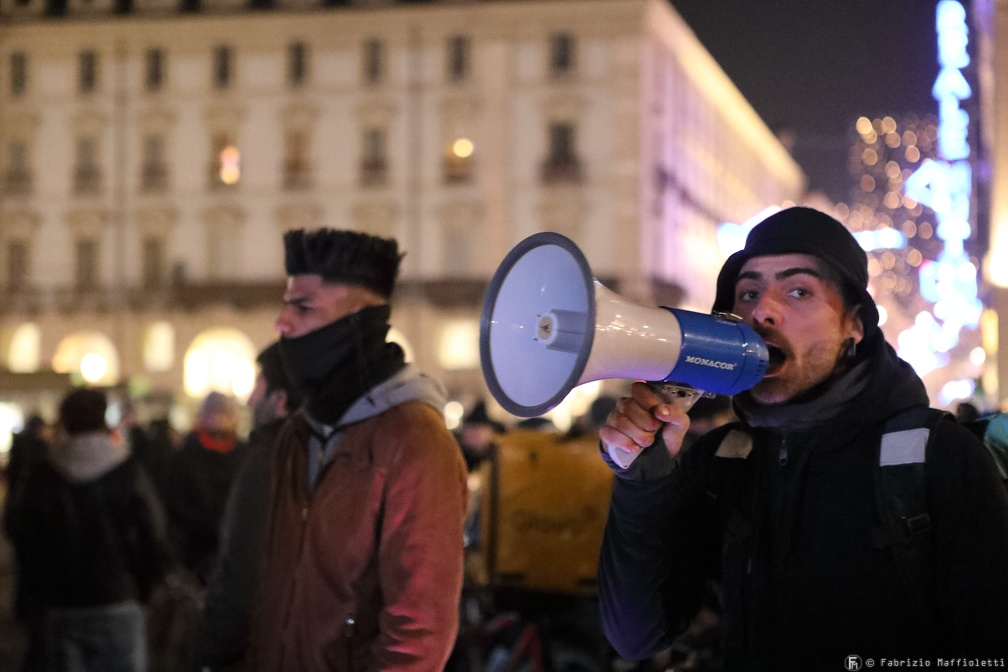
[{"x1": 715, "y1": 430, "x2": 753, "y2": 460}]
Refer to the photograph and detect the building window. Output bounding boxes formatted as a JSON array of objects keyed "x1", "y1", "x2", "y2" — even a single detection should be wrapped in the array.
[
  {"x1": 438, "y1": 319, "x2": 480, "y2": 370},
  {"x1": 4, "y1": 141, "x2": 31, "y2": 195},
  {"x1": 541, "y1": 122, "x2": 582, "y2": 183},
  {"x1": 549, "y1": 32, "x2": 575, "y2": 77},
  {"x1": 145, "y1": 48, "x2": 164, "y2": 92},
  {"x1": 213, "y1": 45, "x2": 232, "y2": 90},
  {"x1": 79, "y1": 50, "x2": 98, "y2": 94},
  {"x1": 6, "y1": 240, "x2": 29, "y2": 289},
  {"x1": 363, "y1": 39, "x2": 384, "y2": 85},
  {"x1": 7, "y1": 323, "x2": 41, "y2": 374},
  {"x1": 142, "y1": 237, "x2": 165, "y2": 287},
  {"x1": 75, "y1": 238, "x2": 98, "y2": 289},
  {"x1": 141, "y1": 134, "x2": 168, "y2": 192},
  {"x1": 446, "y1": 35, "x2": 470, "y2": 82},
  {"x1": 143, "y1": 321, "x2": 175, "y2": 372},
  {"x1": 183, "y1": 328, "x2": 256, "y2": 398},
  {"x1": 283, "y1": 130, "x2": 311, "y2": 190},
  {"x1": 10, "y1": 52, "x2": 27, "y2": 97},
  {"x1": 360, "y1": 127, "x2": 387, "y2": 186},
  {"x1": 288, "y1": 42, "x2": 308, "y2": 88},
  {"x1": 74, "y1": 137, "x2": 102, "y2": 194},
  {"x1": 209, "y1": 133, "x2": 240, "y2": 188},
  {"x1": 443, "y1": 137, "x2": 474, "y2": 184},
  {"x1": 52, "y1": 331, "x2": 119, "y2": 386}
]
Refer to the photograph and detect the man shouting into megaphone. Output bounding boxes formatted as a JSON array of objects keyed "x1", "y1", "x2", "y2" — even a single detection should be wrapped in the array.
[{"x1": 597, "y1": 207, "x2": 1008, "y2": 669}]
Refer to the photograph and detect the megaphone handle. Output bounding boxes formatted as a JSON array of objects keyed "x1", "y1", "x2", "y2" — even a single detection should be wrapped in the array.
[
  {"x1": 605, "y1": 383, "x2": 707, "y2": 470},
  {"x1": 649, "y1": 382, "x2": 706, "y2": 412}
]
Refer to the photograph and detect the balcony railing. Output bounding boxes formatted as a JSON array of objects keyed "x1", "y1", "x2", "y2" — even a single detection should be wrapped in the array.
[
  {"x1": 141, "y1": 164, "x2": 170, "y2": 193},
  {"x1": 0, "y1": 280, "x2": 286, "y2": 316},
  {"x1": 443, "y1": 156, "x2": 472, "y2": 185},
  {"x1": 540, "y1": 156, "x2": 583, "y2": 184},
  {"x1": 283, "y1": 164, "x2": 313, "y2": 191},
  {"x1": 3, "y1": 171, "x2": 32, "y2": 196},
  {"x1": 73, "y1": 166, "x2": 103, "y2": 195},
  {"x1": 360, "y1": 158, "x2": 388, "y2": 187}
]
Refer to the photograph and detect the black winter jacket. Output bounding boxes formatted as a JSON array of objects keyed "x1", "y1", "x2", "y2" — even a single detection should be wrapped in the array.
[
  {"x1": 163, "y1": 430, "x2": 247, "y2": 581},
  {"x1": 599, "y1": 332, "x2": 1008, "y2": 670},
  {"x1": 190, "y1": 420, "x2": 284, "y2": 671},
  {"x1": 8, "y1": 432, "x2": 174, "y2": 609}
]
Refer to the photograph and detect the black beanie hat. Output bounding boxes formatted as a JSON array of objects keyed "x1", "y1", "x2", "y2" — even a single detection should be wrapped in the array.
[
  {"x1": 283, "y1": 228, "x2": 403, "y2": 300},
  {"x1": 712, "y1": 207, "x2": 879, "y2": 334}
]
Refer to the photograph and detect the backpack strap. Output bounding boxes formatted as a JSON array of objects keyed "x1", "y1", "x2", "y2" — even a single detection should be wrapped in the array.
[
  {"x1": 715, "y1": 429, "x2": 754, "y2": 460},
  {"x1": 872, "y1": 406, "x2": 950, "y2": 623}
]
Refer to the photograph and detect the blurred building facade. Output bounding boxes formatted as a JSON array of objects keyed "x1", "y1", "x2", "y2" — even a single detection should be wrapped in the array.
[{"x1": 0, "y1": 0, "x2": 803, "y2": 431}]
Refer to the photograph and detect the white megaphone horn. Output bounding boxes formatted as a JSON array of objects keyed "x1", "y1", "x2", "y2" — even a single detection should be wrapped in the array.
[{"x1": 479, "y1": 232, "x2": 768, "y2": 464}]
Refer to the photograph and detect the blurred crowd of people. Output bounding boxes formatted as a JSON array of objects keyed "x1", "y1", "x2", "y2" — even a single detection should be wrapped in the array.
[
  {"x1": 0, "y1": 379, "x2": 650, "y2": 672},
  {"x1": 0, "y1": 340, "x2": 301, "y2": 672}
]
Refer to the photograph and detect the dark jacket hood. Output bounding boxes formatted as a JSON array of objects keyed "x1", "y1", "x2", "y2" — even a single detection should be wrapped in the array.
[{"x1": 822, "y1": 328, "x2": 929, "y2": 432}]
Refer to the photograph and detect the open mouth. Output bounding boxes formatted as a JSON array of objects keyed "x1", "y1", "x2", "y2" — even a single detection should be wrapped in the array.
[{"x1": 765, "y1": 345, "x2": 787, "y2": 376}]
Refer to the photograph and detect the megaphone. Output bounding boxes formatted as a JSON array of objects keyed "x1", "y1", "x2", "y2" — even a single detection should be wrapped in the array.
[{"x1": 479, "y1": 231, "x2": 768, "y2": 423}]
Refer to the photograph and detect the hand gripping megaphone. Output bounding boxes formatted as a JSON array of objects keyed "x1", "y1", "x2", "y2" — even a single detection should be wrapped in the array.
[{"x1": 479, "y1": 232, "x2": 768, "y2": 466}]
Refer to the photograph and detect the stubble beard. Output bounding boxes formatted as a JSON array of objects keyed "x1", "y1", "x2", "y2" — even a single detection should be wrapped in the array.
[{"x1": 746, "y1": 335, "x2": 848, "y2": 406}]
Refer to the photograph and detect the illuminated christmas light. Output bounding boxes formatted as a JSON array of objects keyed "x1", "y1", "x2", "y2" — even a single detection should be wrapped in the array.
[
  {"x1": 938, "y1": 379, "x2": 976, "y2": 407},
  {"x1": 898, "y1": 0, "x2": 980, "y2": 368}
]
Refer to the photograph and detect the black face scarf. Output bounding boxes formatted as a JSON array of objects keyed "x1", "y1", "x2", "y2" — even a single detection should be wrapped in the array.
[{"x1": 278, "y1": 304, "x2": 407, "y2": 425}]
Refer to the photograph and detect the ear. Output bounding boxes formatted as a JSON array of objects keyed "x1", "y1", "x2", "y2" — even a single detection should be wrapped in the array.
[
  {"x1": 847, "y1": 308, "x2": 865, "y2": 345},
  {"x1": 273, "y1": 389, "x2": 289, "y2": 417}
]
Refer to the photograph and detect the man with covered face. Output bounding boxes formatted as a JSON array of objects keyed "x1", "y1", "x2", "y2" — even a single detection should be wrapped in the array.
[
  {"x1": 245, "y1": 228, "x2": 467, "y2": 672},
  {"x1": 598, "y1": 207, "x2": 1008, "y2": 669}
]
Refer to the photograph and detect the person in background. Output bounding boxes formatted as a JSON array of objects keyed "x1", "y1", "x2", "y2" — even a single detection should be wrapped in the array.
[
  {"x1": 119, "y1": 401, "x2": 172, "y2": 498},
  {"x1": 163, "y1": 391, "x2": 247, "y2": 584},
  {"x1": 151, "y1": 394, "x2": 247, "y2": 672},
  {"x1": 190, "y1": 341, "x2": 303, "y2": 672},
  {"x1": 3, "y1": 414, "x2": 50, "y2": 490},
  {"x1": 456, "y1": 400, "x2": 504, "y2": 472},
  {"x1": 953, "y1": 399, "x2": 980, "y2": 424},
  {"x1": 597, "y1": 207, "x2": 1008, "y2": 669},
  {"x1": 245, "y1": 228, "x2": 467, "y2": 672},
  {"x1": 3, "y1": 414, "x2": 52, "y2": 672},
  {"x1": 6, "y1": 387, "x2": 173, "y2": 672}
]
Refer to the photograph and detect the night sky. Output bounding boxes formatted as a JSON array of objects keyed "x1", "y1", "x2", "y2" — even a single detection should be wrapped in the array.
[{"x1": 669, "y1": 0, "x2": 945, "y2": 204}]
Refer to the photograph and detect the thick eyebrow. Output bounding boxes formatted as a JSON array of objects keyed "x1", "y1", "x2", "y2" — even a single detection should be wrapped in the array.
[
  {"x1": 282, "y1": 293, "x2": 311, "y2": 308},
  {"x1": 737, "y1": 266, "x2": 826, "y2": 283}
]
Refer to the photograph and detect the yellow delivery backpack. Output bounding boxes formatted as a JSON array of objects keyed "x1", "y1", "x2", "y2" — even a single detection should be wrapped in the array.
[{"x1": 468, "y1": 428, "x2": 614, "y2": 596}]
